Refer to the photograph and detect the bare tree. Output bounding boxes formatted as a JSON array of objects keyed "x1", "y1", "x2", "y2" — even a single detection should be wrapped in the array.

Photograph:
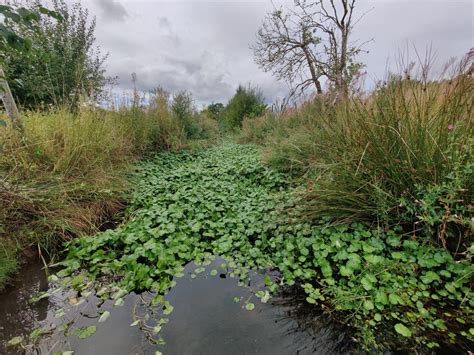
[
  {"x1": 253, "y1": 0, "x2": 366, "y2": 98},
  {"x1": 253, "y1": 6, "x2": 323, "y2": 97}
]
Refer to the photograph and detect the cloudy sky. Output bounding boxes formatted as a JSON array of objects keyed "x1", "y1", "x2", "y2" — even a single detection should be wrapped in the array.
[{"x1": 77, "y1": 0, "x2": 472, "y2": 106}]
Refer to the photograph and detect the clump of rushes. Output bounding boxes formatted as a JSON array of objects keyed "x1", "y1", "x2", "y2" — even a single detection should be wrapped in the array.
[
  {"x1": 18, "y1": 144, "x2": 472, "y2": 352},
  {"x1": 241, "y1": 55, "x2": 473, "y2": 254}
]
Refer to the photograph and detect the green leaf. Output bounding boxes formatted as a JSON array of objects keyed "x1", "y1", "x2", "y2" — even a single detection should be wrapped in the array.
[
  {"x1": 339, "y1": 265, "x2": 353, "y2": 277},
  {"x1": 361, "y1": 276, "x2": 373, "y2": 291},
  {"x1": 433, "y1": 319, "x2": 447, "y2": 331},
  {"x1": 389, "y1": 293, "x2": 404, "y2": 305},
  {"x1": 74, "y1": 325, "x2": 96, "y2": 339},
  {"x1": 195, "y1": 267, "x2": 205, "y2": 274},
  {"x1": 0, "y1": 120, "x2": 7, "y2": 127},
  {"x1": 375, "y1": 290, "x2": 388, "y2": 305},
  {"x1": 98, "y1": 311, "x2": 110, "y2": 323},
  {"x1": 245, "y1": 302, "x2": 255, "y2": 311},
  {"x1": 30, "y1": 328, "x2": 43, "y2": 340},
  {"x1": 163, "y1": 304, "x2": 174, "y2": 315},
  {"x1": 363, "y1": 300, "x2": 374, "y2": 311},
  {"x1": 420, "y1": 271, "x2": 441, "y2": 284},
  {"x1": 71, "y1": 274, "x2": 85, "y2": 289},
  {"x1": 394, "y1": 323, "x2": 412, "y2": 337},
  {"x1": 7, "y1": 336, "x2": 24, "y2": 347},
  {"x1": 114, "y1": 298, "x2": 124, "y2": 307}
]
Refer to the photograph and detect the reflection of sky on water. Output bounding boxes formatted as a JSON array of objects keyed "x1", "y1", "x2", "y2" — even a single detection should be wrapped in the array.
[{"x1": 0, "y1": 258, "x2": 353, "y2": 355}]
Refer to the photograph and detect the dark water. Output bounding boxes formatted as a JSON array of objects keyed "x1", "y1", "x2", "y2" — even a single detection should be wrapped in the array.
[{"x1": 0, "y1": 259, "x2": 353, "y2": 355}]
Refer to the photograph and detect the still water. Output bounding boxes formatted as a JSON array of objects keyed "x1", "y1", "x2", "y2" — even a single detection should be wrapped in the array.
[{"x1": 0, "y1": 258, "x2": 353, "y2": 355}]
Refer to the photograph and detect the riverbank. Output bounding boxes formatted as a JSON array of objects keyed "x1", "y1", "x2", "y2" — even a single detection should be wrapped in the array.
[{"x1": 0, "y1": 107, "x2": 217, "y2": 290}]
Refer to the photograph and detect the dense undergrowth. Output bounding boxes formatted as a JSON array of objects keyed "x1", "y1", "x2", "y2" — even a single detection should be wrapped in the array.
[
  {"x1": 18, "y1": 144, "x2": 472, "y2": 352},
  {"x1": 0, "y1": 105, "x2": 217, "y2": 289}
]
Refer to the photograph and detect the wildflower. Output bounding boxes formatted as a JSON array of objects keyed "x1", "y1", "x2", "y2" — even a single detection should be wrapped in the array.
[{"x1": 447, "y1": 124, "x2": 454, "y2": 130}]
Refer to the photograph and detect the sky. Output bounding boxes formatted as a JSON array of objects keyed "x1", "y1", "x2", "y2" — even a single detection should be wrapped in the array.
[{"x1": 76, "y1": 0, "x2": 473, "y2": 106}]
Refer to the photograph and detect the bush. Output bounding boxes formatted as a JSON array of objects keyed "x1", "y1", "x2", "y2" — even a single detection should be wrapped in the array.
[
  {"x1": 3, "y1": 0, "x2": 108, "y2": 111},
  {"x1": 171, "y1": 90, "x2": 197, "y2": 138},
  {"x1": 222, "y1": 85, "x2": 267, "y2": 130},
  {"x1": 233, "y1": 57, "x2": 473, "y2": 351}
]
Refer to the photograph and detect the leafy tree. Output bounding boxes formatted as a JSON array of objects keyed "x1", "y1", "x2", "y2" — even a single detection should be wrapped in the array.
[
  {"x1": 0, "y1": 3, "x2": 59, "y2": 53},
  {"x1": 202, "y1": 102, "x2": 224, "y2": 121},
  {"x1": 171, "y1": 90, "x2": 196, "y2": 138},
  {"x1": 1, "y1": 3, "x2": 60, "y2": 130},
  {"x1": 222, "y1": 86, "x2": 267, "y2": 129},
  {"x1": 2, "y1": 0, "x2": 108, "y2": 111}
]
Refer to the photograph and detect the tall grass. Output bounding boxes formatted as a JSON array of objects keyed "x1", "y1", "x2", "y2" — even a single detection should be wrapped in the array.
[
  {"x1": 240, "y1": 55, "x2": 473, "y2": 249},
  {"x1": 0, "y1": 105, "x2": 201, "y2": 287}
]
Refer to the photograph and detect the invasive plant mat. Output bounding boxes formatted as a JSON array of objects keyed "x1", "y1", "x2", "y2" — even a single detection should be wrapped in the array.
[{"x1": 19, "y1": 144, "x2": 473, "y2": 352}]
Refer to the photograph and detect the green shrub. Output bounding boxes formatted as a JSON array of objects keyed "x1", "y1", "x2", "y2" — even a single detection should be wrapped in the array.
[
  {"x1": 3, "y1": 0, "x2": 108, "y2": 111},
  {"x1": 222, "y1": 85, "x2": 267, "y2": 130},
  {"x1": 171, "y1": 90, "x2": 197, "y2": 138}
]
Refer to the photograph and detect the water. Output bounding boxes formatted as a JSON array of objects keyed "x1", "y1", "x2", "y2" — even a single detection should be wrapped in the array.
[{"x1": 0, "y1": 259, "x2": 353, "y2": 354}]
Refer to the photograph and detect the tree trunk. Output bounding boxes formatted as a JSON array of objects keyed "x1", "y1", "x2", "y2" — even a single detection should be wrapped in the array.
[
  {"x1": 0, "y1": 66, "x2": 23, "y2": 132},
  {"x1": 339, "y1": 30, "x2": 349, "y2": 98},
  {"x1": 302, "y1": 46, "x2": 323, "y2": 95}
]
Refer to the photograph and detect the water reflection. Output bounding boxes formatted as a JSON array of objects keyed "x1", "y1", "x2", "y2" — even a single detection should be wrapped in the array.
[
  {"x1": 0, "y1": 262, "x2": 50, "y2": 354},
  {"x1": 0, "y1": 259, "x2": 355, "y2": 354}
]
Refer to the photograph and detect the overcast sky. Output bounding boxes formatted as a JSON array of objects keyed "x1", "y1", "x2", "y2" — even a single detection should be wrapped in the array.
[{"x1": 77, "y1": 0, "x2": 473, "y2": 106}]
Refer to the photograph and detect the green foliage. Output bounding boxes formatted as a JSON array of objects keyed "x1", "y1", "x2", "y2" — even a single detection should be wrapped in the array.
[
  {"x1": 202, "y1": 102, "x2": 224, "y2": 121},
  {"x1": 169, "y1": 90, "x2": 220, "y2": 140},
  {"x1": 34, "y1": 144, "x2": 473, "y2": 352},
  {"x1": 222, "y1": 85, "x2": 267, "y2": 130},
  {"x1": 2, "y1": 0, "x2": 108, "y2": 111},
  {"x1": 171, "y1": 90, "x2": 196, "y2": 138},
  {"x1": 74, "y1": 325, "x2": 96, "y2": 339},
  {"x1": 238, "y1": 58, "x2": 473, "y2": 249},
  {"x1": 0, "y1": 4, "x2": 55, "y2": 53}
]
